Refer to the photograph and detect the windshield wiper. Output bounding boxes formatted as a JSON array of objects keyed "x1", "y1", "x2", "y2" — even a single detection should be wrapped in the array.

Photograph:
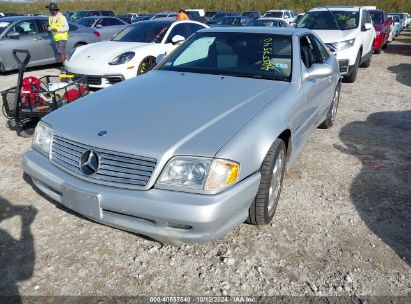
[{"x1": 221, "y1": 73, "x2": 288, "y2": 82}]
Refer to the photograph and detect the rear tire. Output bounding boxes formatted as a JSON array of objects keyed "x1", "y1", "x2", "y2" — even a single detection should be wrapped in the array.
[
  {"x1": 247, "y1": 139, "x2": 286, "y2": 225},
  {"x1": 319, "y1": 83, "x2": 341, "y2": 129},
  {"x1": 72, "y1": 42, "x2": 87, "y2": 54},
  {"x1": 343, "y1": 51, "x2": 361, "y2": 83}
]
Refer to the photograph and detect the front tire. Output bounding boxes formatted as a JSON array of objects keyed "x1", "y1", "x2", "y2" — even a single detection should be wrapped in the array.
[
  {"x1": 247, "y1": 139, "x2": 286, "y2": 225},
  {"x1": 137, "y1": 56, "x2": 156, "y2": 75},
  {"x1": 319, "y1": 83, "x2": 341, "y2": 129},
  {"x1": 343, "y1": 51, "x2": 361, "y2": 83}
]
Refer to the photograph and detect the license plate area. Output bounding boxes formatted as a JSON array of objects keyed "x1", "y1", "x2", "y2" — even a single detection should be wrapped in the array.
[{"x1": 61, "y1": 184, "x2": 101, "y2": 219}]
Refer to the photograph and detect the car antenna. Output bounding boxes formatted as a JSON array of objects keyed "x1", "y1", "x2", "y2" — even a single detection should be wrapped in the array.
[{"x1": 319, "y1": 6, "x2": 342, "y2": 31}]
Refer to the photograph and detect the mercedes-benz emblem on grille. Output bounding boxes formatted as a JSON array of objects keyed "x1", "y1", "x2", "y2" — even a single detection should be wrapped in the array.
[{"x1": 80, "y1": 150, "x2": 99, "y2": 175}]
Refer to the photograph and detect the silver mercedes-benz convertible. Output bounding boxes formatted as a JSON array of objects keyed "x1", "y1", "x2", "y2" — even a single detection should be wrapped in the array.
[{"x1": 22, "y1": 27, "x2": 341, "y2": 244}]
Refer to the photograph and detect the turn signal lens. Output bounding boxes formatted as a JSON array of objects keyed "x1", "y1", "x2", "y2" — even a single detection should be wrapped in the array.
[{"x1": 205, "y1": 160, "x2": 240, "y2": 191}]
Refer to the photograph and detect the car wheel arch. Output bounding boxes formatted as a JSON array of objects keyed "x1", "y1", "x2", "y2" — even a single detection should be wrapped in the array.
[{"x1": 216, "y1": 118, "x2": 293, "y2": 180}]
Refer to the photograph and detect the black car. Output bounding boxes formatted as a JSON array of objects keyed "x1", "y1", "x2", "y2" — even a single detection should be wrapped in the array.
[
  {"x1": 117, "y1": 15, "x2": 132, "y2": 24},
  {"x1": 71, "y1": 10, "x2": 115, "y2": 22},
  {"x1": 206, "y1": 12, "x2": 237, "y2": 25},
  {"x1": 186, "y1": 11, "x2": 206, "y2": 23},
  {"x1": 241, "y1": 11, "x2": 262, "y2": 19}
]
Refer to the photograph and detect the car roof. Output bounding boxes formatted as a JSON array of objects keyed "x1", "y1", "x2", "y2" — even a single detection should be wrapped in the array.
[
  {"x1": 258, "y1": 17, "x2": 286, "y2": 21},
  {"x1": 80, "y1": 16, "x2": 118, "y2": 19},
  {"x1": 76, "y1": 10, "x2": 113, "y2": 12},
  {"x1": 310, "y1": 6, "x2": 362, "y2": 12},
  {"x1": 133, "y1": 19, "x2": 178, "y2": 25},
  {"x1": 200, "y1": 26, "x2": 308, "y2": 36},
  {"x1": 0, "y1": 16, "x2": 44, "y2": 22}
]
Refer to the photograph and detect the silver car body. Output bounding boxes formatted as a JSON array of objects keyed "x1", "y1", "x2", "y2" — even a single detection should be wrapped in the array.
[
  {"x1": 0, "y1": 16, "x2": 101, "y2": 72},
  {"x1": 77, "y1": 16, "x2": 128, "y2": 41},
  {"x1": 23, "y1": 27, "x2": 340, "y2": 243}
]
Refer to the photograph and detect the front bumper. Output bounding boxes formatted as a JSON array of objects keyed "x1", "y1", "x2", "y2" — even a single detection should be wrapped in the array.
[
  {"x1": 22, "y1": 149, "x2": 261, "y2": 244},
  {"x1": 76, "y1": 74, "x2": 125, "y2": 89},
  {"x1": 327, "y1": 46, "x2": 359, "y2": 76},
  {"x1": 65, "y1": 60, "x2": 135, "y2": 88}
]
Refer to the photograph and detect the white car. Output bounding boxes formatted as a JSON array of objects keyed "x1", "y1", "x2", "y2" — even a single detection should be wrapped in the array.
[
  {"x1": 263, "y1": 10, "x2": 295, "y2": 25},
  {"x1": 65, "y1": 19, "x2": 208, "y2": 88},
  {"x1": 296, "y1": 6, "x2": 375, "y2": 83}
]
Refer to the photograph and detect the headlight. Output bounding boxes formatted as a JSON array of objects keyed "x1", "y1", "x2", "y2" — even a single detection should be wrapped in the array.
[
  {"x1": 32, "y1": 121, "x2": 53, "y2": 156},
  {"x1": 330, "y1": 39, "x2": 355, "y2": 51},
  {"x1": 156, "y1": 157, "x2": 240, "y2": 194},
  {"x1": 108, "y1": 52, "x2": 135, "y2": 65}
]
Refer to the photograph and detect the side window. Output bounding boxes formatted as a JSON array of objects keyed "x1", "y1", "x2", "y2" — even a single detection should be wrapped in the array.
[
  {"x1": 95, "y1": 18, "x2": 104, "y2": 27},
  {"x1": 300, "y1": 36, "x2": 323, "y2": 68},
  {"x1": 11, "y1": 20, "x2": 38, "y2": 36},
  {"x1": 187, "y1": 23, "x2": 206, "y2": 36},
  {"x1": 166, "y1": 24, "x2": 189, "y2": 43},
  {"x1": 108, "y1": 18, "x2": 124, "y2": 26},
  {"x1": 36, "y1": 19, "x2": 49, "y2": 33},
  {"x1": 101, "y1": 18, "x2": 111, "y2": 26},
  {"x1": 69, "y1": 24, "x2": 78, "y2": 31},
  {"x1": 311, "y1": 35, "x2": 330, "y2": 62},
  {"x1": 366, "y1": 11, "x2": 372, "y2": 23},
  {"x1": 284, "y1": 12, "x2": 290, "y2": 18}
]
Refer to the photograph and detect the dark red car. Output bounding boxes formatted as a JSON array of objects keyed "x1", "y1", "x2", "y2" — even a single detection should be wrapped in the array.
[{"x1": 369, "y1": 9, "x2": 392, "y2": 54}]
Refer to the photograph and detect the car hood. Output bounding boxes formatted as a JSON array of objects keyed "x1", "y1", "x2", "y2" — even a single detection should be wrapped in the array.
[
  {"x1": 44, "y1": 70, "x2": 289, "y2": 161},
  {"x1": 71, "y1": 41, "x2": 152, "y2": 62},
  {"x1": 313, "y1": 29, "x2": 357, "y2": 43}
]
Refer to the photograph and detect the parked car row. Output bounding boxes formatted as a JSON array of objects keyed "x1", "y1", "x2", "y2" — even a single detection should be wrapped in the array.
[{"x1": 0, "y1": 16, "x2": 100, "y2": 72}]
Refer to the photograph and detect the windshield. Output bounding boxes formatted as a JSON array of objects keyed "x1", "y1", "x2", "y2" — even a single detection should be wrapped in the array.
[
  {"x1": 264, "y1": 12, "x2": 282, "y2": 18},
  {"x1": 370, "y1": 11, "x2": 383, "y2": 24},
  {"x1": 218, "y1": 17, "x2": 241, "y2": 25},
  {"x1": 390, "y1": 14, "x2": 403, "y2": 20},
  {"x1": 78, "y1": 18, "x2": 97, "y2": 27},
  {"x1": 0, "y1": 21, "x2": 10, "y2": 35},
  {"x1": 211, "y1": 13, "x2": 230, "y2": 21},
  {"x1": 112, "y1": 22, "x2": 170, "y2": 43},
  {"x1": 254, "y1": 19, "x2": 280, "y2": 27},
  {"x1": 297, "y1": 10, "x2": 359, "y2": 30},
  {"x1": 158, "y1": 32, "x2": 292, "y2": 82},
  {"x1": 73, "y1": 11, "x2": 97, "y2": 19}
]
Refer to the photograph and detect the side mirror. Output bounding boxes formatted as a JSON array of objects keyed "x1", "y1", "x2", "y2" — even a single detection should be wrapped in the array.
[
  {"x1": 156, "y1": 53, "x2": 166, "y2": 64},
  {"x1": 171, "y1": 35, "x2": 185, "y2": 45},
  {"x1": 363, "y1": 23, "x2": 373, "y2": 31},
  {"x1": 95, "y1": 24, "x2": 103, "y2": 29},
  {"x1": 307, "y1": 64, "x2": 333, "y2": 80},
  {"x1": 7, "y1": 31, "x2": 20, "y2": 39}
]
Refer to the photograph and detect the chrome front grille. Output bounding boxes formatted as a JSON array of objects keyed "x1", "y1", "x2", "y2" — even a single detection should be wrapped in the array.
[{"x1": 50, "y1": 135, "x2": 157, "y2": 189}]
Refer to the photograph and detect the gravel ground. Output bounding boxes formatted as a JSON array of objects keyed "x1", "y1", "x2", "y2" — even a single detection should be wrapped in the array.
[{"x1": 0, "y1": 31, "x2": 410, "y2": 298}]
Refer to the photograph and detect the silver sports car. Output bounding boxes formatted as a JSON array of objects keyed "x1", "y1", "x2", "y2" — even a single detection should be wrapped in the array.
[
  {"x1": 23, "y1": 27, "x2": 341, "y2": 244},
  {"x1": 0, "y1": 16, "x2": 101, "y2": 72}
]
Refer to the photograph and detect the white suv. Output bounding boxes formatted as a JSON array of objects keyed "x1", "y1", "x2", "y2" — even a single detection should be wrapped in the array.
[
  {"x1": 296, "y1": 6, "x2": 376, "y2": 83},
  {"x1": 263, "y1": 10, "x2": 295, "y2": 24}
]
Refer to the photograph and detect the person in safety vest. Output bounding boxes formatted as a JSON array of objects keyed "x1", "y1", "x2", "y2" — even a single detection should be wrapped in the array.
[
  {"x1": 45, "y1": 2, "x2": 69, "y2": 64},
  {"x1": 177, "y1": 9, "x2": 189, "y2": 20}
]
